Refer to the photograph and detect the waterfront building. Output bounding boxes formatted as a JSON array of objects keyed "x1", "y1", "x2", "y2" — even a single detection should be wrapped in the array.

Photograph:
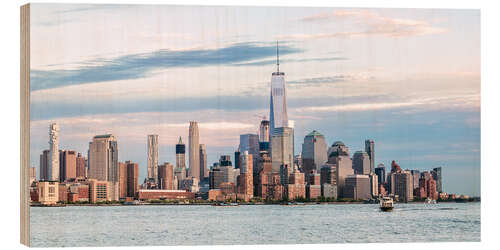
[
  {"x1": 87, "y1": 179, "x2": 109, "y2": 203},
  {"x1": 49, "y1": 123, "x2": 60, "y2": 181},
  {"x1": 432, "y1": 167, "x2": 443, "y2": 193},
  {"x1": 125, "y1": 161, "x2": 139, "y2": 198},
  {"x1": 199, "y1": 144, "x2": 208, "y2": 179},
  {"x1": 76, "y1": 153, "x2": 86, "y2": 179},
  {"x1": 39, "y1": 150, "x2": 50, "y2": 181},
  {"x1": 38, "y1": 180, "x2": 58, "y2": 205},
  {"x1": 302, "y1": 130, "x2": 327, "y2": 179},
  {"x1": 352, "y1": 151, "x2": 370, "y2": 175},
  {"x1": 365, "y1": 139, "x2": 375, "y2": 173},
  {"x1": 375, "y1": 164, "x2": 386, "y2": 185},
  {"x1": 239, "y1": 151, "x2": 254, "y2": 200},
  {"x1": 188, "y1": 121, "x2": 200, "y2": 180},
  {"x1": 391, "y1": 170, "x2": 414, "y2": 202},
  {"x1": 306, "y1": 184, "x2": 321, "y2": 200},
  {"x1": 269, "y1": 42, "x2": 289, "y2": 135},
  {"x1": 58, "y1": 183, "x2": 69, "y2": 202},
  {"x1": 344, "y1": 175, "x2": 371, "y2": 200},
  {"x1": 327, "y1": 141, "x2": 353, "y2": 198},
  {"x1": 234, "y1": 148, "x2": 241, "y2": 169},
  {"x1": 88, "y1": 134, "x2": 119, "y2": 201},
  {"x1": 259, "y1": 119, "x2": 270, "y2": 142},
  {"x1": 118, "y1": 162, "x2": 127, "y2": 199},
  {"x1": 147, "y1": 135, "x2": 159, "y2": 183},
  {"x1": 209, "y1": 167, "x2": 224, "y2": 189},
  {"x1": 59, "y1": 150, "x2": 77, "y2": 182},
  {"x1": 158, "y1": 162, "x2": 174, "y2": 190},
  {"x1": 322, "y1": 183, "x2": 337, "y2": 199},
  {"x1": 137, "y1": 189, "x2": 195, "y2": 200}
]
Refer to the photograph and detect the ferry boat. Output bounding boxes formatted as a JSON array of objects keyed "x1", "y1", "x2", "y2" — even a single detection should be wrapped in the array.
[
  {"x1": 379, "y1": 197, "x2": 394, "y2": 212},
  {"x1": 425, "y1": 197, "x2": 437, "y2": 204}
]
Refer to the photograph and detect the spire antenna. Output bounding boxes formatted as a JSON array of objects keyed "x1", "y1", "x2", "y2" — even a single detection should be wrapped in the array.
[{"x1": 276, "y1": 41, "x2": 280, "y2": 73}]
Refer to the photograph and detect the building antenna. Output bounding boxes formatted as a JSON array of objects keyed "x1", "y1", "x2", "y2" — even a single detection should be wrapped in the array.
[{"x1": 276, "y1": 40, "x2": 280, "y2": 73}]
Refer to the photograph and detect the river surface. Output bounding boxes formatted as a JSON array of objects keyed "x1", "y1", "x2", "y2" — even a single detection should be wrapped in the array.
[{"x1": 30, "y1": 202, "x2": 480, "y2": 247}]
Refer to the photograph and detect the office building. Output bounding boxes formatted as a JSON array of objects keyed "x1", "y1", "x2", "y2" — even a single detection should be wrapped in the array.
[
  {"x1": 365, "y1": 139, "x2": 375, "y2": 173},
  {"x1": 188, "y1": 121, "x2": 200, "y2": 180},
  {"x1": 59, "y1": 150, "x2": 77, "y2": 182},
  {"x1": 175, "y1": 137, "x2": 186, "y2": 185},
  {"x1": 49, "y1": 123, "x2": 60, "y2": 181},
  {"x1": 39, "y1": 149, "x2": 50, "y2": 181},
  {"x1": 410, "y1": 170, "x2": 421, "y2": 191},
  {"x1": 375, "y1": 164, "x2": 386, "y2": 185},
  {"x1": 271, "y1": 127, "x2": 294, "y2": 175},
  {"x1": 76, "y1": 153, "x2": 86, "y2": 178},
  {"x1": 238, "y1": 151, "x2": 254, "y2": 200},
  {"x1": 234, "y1": 148, "x2": 241, "y2": 169},
  {"x1": 158, "y1": 162, "x2": 174, "y2": 190},
  {"x1": 118, "y1": 162, "x2": 127, "y2": 199},
  {"x1": 269, "y1": 42, "x2": 289, "y2": 135},
  {"x1": 147, "y1": 135, "x2": 159, "y2": 183},
  {"x1": 88, "y1": 134, "x2": 119, "y2": 201},
  {"x1": 37, "y1": 181, "x2": 59, "y2": 205},
  {"x1": 199, "y1": 144, "x2": 208, "y2": 179},
  {"x1": 327, "y1": 141, "x2": 353, "y2": 198},
  {"x1": 259, "y1": 120, "x2": 270, "y2": 142},
  {"x1": 344, "y1": 174, "x2": 371, "y2": 200},
  {"x1": 432, "y1": 167, "x2": 442, "y2": 193},
  {"x1": 391, "y1": 170, "x2": 414, "y2": 202},
  {"x1": 302, "y1": 130, "x2": 327, "y2": 179},
  {"x1": 352, "y1": 151, "x2": 370, "y2": 175}
]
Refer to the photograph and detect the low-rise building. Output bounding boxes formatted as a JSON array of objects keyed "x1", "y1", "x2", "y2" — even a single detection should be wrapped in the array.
[
  {"x1": 38, "y1": 181, "x2": 59, "y2": 205},
  {"x1": 137, "y1": 189, "x2": 195, "y2": 200}
]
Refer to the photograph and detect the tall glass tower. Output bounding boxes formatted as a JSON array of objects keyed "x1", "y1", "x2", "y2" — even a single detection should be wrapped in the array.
[{"x1": 269, "y1": 41, "x2": 289, "y2": 135}]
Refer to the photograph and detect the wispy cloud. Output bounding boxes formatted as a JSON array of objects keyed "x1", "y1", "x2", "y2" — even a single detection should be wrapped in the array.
[
  {"x1": 233, "y1": 56, "x2": 347, "y2": 66},
  {"x1": 284, "y1": 10, "x2": 447, "y2": 40},
  {"x1": 30, "y1": 42, "x2": 302, "y2": 91}
]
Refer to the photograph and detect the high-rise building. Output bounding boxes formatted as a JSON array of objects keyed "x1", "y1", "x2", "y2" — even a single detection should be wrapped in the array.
[
  {"x1": 365, "y1": 139, "x2": 375, "y2": 173},
  {"x1": 302, "y1": 130, "x2": 327, "y2": 179},
  {"x1": 239, "y1": 151, "x2": 254, "y2": 200},
  {"x1": 374, "y1": 164, "x2": 386, "y2": 185},
  {"x1": 49, "y1": 123, "x2": 60, "y2": 181},
  {"x1": 76, "y1": 153, "x2": 86, "y2": 178},
  {"x1": 88, "y1": 134, "x2": 119, "y2": 201},
  {"x1": 234, "y1": 148, "x2": 241, "y2": 169},
  {"x1": 269, "y1": 42, "x2": 289, "y2": 135},
  {"x1": 39, "y1": 150, "x2": 50, "y2": 181},
  {"x1": 327, "y1": 141, "x2": 353, "y2": 198},
  {"x1": 218, "y1": 155, "x2": 235, "y2": 184},
  {"x1": 391, "y1": 170, "x2": 413, "y2": 202},
  {"x1": 59, "y1": 150, "x2": 77, "y2": 182},
  {"x1": 126, "y1": 161, "x2": 139, "y2": 198},
  {"x1": 240, "y1": 134, "x2": 260, "y2": 174},
  {"x1": 175, "y1": 137, "x2": 186, "y2": 185},
  {"x1": 147, "y1": 135, "x2": 159, "y2": 183},
  {"x1": 158, "y1": 162, "x2": 174, "y2": 190},
  {"x1": 410, "y1": 170, "x2": 421, "y2": 191},
  {"x1": 344, "y1": 174, "x2": 371, "y2": 200},
  {"x1": 259, "y1": 120, "x2": 270, "y2": 142},
  {"x1": 199, "y1": 144, "x2": 208, "y2": 179},
  {"x1": 270, "y1": 127, "x2": 294, "y2": 178},
  {"x1": 432, "y1": 167, "x2": 443, "y2": 193},
  {"x1": 118, "y1": 162, "x2": 127, "y2": 199},
  {"x1": 188, "y1": 121, "x2": 200, "y2": 180},
  {"x1": 352, "y1": 151, "x2": 370, "y2": 175}
]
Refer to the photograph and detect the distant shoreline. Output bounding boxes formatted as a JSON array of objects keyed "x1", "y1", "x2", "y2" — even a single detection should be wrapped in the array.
[{"x1": 30, "y1": 200, "x2": 480, "y2": 207}]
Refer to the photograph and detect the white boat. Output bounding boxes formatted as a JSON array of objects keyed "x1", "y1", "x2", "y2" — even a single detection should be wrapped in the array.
[
  {"x1": 380, "y1": 197, "x2": 394, "y2": 212},
  {"x1": 425, "y1": 197, "x2": 437, "y2": 204}
]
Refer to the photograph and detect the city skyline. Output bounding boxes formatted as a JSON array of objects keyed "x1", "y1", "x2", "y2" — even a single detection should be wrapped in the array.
[{"x1": 29, "y1": 4, "x2": 480, "y2": 196}]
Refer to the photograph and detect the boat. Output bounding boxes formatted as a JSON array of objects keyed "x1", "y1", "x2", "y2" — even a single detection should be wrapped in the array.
[
  {"x1": 379, "y1": 197, "x2": 394, "y2": 212},
  {"x1": 425, "y1": 197, "x2": 437, "y2": 204},
  {"x1": 213, "y1": 202, "x2": 239, "y2": 207}
]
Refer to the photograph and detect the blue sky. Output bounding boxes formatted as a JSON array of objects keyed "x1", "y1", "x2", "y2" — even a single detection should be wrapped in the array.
[{"x1": 29, "y1": 4, "x2": 480, "y2": 196}]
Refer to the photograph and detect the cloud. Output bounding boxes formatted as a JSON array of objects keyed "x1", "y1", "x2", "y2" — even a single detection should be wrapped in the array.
[
  {"x1": 30, "y1": 42, "x2": 302, "y2": 91},
  {"x1": 287, "y1": 75, "x2": 351, "y2": 86},
  {"x1": 286, "y1": 10, "x2": 447, "y2": 40},
  {"x1": 233, "y1": 56, "x2": 347, "y2": 66}
]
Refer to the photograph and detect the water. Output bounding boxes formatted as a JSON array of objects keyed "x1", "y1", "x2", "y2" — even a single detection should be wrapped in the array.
[{"x1": 30, "y1": 202, "x2": 480, "y2": 247}]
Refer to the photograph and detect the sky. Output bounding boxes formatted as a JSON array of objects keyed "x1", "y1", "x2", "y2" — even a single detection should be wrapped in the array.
[{"x1": 29, "y1": 4, "x2": 480, "y2": 196}]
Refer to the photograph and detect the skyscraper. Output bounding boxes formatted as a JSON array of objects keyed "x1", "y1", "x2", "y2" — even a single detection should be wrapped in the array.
[
  {"x1": 39, "y1": 149, "x2": 50, "y2": 181},
  {"x1": 374, "y1": 163, "x2": 386, "y2": 185},
  {"x1": 175, "y1": 137, "x2": 186, "y2": 183},
  {"x1": 365, "y1": 139, "x2": 375, "y2": 173},
  {"x1": 270, "y1": 127, "x2": 294, "y2": 176},
  {"x1": 158, "y1": 162, "x2": 174, "y2": 190},
  {"x1": 199, "y1": 144, "x2": 208, "y2": 179},
  {"x1": 76, "y1": 153, "x2": 86, "y2": 178},
  {"x1": 302, "y1": 130, "x2": 328, "y2": 179},
  {"x1": 239, "y1": 151, "x2": 254, "y2": 200},
  {"x1": 327, "y1": 141, "x2": 353, "y2": 198},
  {"x1": 240, "y1": 134, "x2": 259, "y2": 175},
  {"x1": 432, "y1": 167, "x2": 443, "y2": 193},
  {"x1": 352, "y1": 151, "x2": 370, "y2": 175},
  {"x1": 147, "y1": 135, "x2": 159, "y2": 183},
  {"x1": 188, "y1": 121, "x2": 200, "y2": 180},
  {"x1": 391, "y1": 170, "x2": 414, "y2": 202},
  {"x1": 259, "y1": 120, "x2": 270, "y2": 142},
  {"x1": 48, "y1": 123, "x2": 59, "y2": 181},
  {"x1": 59, "y1": 150, "x2": 77, "y2": 182},
  {"x1": 269, "y1": 42, "x2": 289, "y2": 135},
  {"x1": 126, "y1": 161, "x2": 139, "y2": 198},
  {"x1": 88, "y1": 134, "x2": 119, "y2": 200}
]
